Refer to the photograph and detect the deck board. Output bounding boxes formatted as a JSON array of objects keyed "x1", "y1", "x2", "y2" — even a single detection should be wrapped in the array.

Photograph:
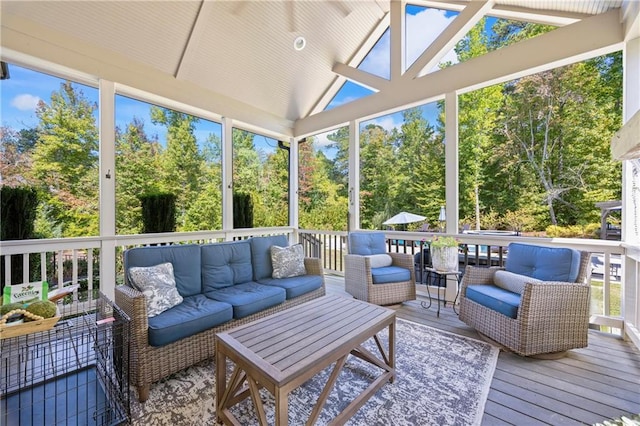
[{"x1": 324, "y1": 274, "x2": 640, "y2": 425}]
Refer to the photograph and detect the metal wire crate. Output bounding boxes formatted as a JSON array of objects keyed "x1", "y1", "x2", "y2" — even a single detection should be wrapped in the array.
[{"x1": 1, "y1": 292, "x2": 130, "y2": 426}]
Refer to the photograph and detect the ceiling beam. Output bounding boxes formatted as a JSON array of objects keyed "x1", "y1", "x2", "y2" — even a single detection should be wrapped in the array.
[
  {"x1": 410, "y1": 0, "x2": 587, "y2": 25},
  {"x1": 390, "y1": 0, "x2": 405, "y2": 81},
  {"x1": 175, "y1": 0, "x2": 208, "y2": 80},
  {"x1": 332, "y1": 62, "x2": 390, "y2": 91},
  {"x1": 403, "y1": 0, "x2": 494, "y2": 80},
  {"x1": 307, "y1": 11, "x2": 390, "y2": 116},
  {"x1": 295, "y1": 9, "x2": 624, "y2": 137}
]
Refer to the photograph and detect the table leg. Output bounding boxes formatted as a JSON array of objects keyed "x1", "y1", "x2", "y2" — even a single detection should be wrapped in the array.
[
  {"x1": 275, "y1": 387, "x2": 289, "y2": 426},
  {"x1": 389, "y1": 319, "x2": 395, "y2": 383},
  {"x1": 216, "y1": 349, "x2": 227, "y2": 423}
]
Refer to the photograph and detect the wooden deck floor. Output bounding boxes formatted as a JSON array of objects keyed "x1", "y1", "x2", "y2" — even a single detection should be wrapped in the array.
[{"x1": 324, "y1": 274, "x2": 640, "y2": 425}]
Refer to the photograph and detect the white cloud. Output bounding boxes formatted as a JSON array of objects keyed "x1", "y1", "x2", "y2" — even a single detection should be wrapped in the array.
[
  {"x1": 406, "y1": 8, "x2": 458, "y2": 69},
  {"x1": 359, "y1": 31, "x2": 391, "y2": 79},
  {"x1": 313, "y1": 129, "x2": 335, "y2": 148},
  {"x1": 358, "y1": 9, "x2": 458, "y2": 79},
  {"x1": 11, "y1": 94, "x2": 41, "y2": 111},
  {"x1": 370, "y1": 115, "x2": 402, "y2": 132}
]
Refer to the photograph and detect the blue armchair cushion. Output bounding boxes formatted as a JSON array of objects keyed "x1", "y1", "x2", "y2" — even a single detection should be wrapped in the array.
[
  {"x1": 258, "y1": 274, "x2": 323, "y2": 299},
  {"x1": 124, "y1": 244, "x2": 202, "y2": 297},
  {"x1": 506, "y1": 243, "x2": 581, "y2": 282},
  {"x1": 201, "y1": 241, "x2": 253, "y2": 291},
  {"x1": 466, "y1": 285, "x2": 521, "y2": 319},
  {"x1": 250, "y1": 235, "x2": 289, "y2": 280},
  {"x1": 147, "y1": 294, "x2": 233, "y2": 347},
  {"x1": 371, "y1": 266, "x2": 411, "y2": 284},
  {"x1": 205, "y1": 282, "x2": 286, "y2": 319},
  {"x1": 349, "y1": 232, "x2": 387, "y2": 256}
]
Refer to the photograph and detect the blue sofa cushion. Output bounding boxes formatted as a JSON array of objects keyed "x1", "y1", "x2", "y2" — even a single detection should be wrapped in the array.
[
  {"x1": 258, "y1": 274, "x2": 323, "y2": 299},
  {"x1": 250, "y1": 235, "x2": 289, "y2": 281},
  {"x1": 201, "y1": 240, "x2": 253, "y2": 291},
  {"x1": 124, "y1": 244, "x2": 202, "y2": 297},
  {"x1": 349, "y1": 232, "x2": 387, "y2": 256},
  {"x1": 371, "y1": 266, "x2": 411, "y2": 284},
  {"x1": 466, "y1": 285, "x2": 521, "y2": 319},
  {"x1": 147, "y1": 294, "x2": 233, "y2": 347},
  {"x1": 506, "y1": 243, "x2": 582, "y2": 282},
  {"x1": 205, "y1": 282, "x2": 286, "y2": 319}
]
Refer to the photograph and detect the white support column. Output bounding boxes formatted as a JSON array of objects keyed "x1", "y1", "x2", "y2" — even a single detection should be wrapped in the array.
[
  {"x1": 99, "y1": 80, "x2": 116, "y2": 300},
  {"x1": 348, "y1": 120, "x2": 360, "y2": 232},
  {"x1": 444, "y1": 92, "x2": 459, "y2": 235},
  {"x1": 444, "y1": 92, "x2": 459, "y2": 303},
  {"x1": 390, "y1": 0, "x2": 405, "y2": 81},
  {"x1": 622, "y1": 36, "x2": 640, "y2": 347},
  {"x1": 221, "y1": 117, "x2": 234, "y2": 236},
  {"x1": 289, "y1": 136, "x2": 299, "y2": 235}
]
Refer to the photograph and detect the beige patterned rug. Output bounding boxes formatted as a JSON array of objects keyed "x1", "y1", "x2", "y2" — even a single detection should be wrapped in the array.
[{"x1": 130, "y1": 319, "x2": 499, "y2": 426}]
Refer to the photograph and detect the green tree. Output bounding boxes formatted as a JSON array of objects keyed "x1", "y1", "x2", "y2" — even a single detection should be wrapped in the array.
[
  {"x1": 115, "y1": 117, "x2": 162, "y2": 234},
  {"x1": 30, "y1": 82, "x2": 99, "y2": 237},
  {"x1": 183, "y1": 133, "x2": 223, "y2": 231},
  {"x1": 151, "y1": 106, "x2": 204, "y2": 229}
]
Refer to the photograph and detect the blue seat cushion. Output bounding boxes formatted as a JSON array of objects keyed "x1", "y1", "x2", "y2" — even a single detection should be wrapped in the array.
[
  {"x1": 466, "y1": 285, "x2": 521, "y2": 319},
  {"x1": 349, "y1": 232, "x2": 387, "y2": 256},
  {"x1": 124, "y1": 244, "x2": 202, "y2": 297},
  {"x1": 205, "y1": 282, "x2": 286, "y2": 319},
  {"x1": 371, "y1": 266, "x2": 411, "y2": 284},
  {"x1": 250, "y1": 235, "x2": 289, "y2": 281},
  {"x1": 258, "y1": 274, "x2": 323, "y2": 299},
  {"x1": 506, "y1": 243, "x2": 582, "y2": 282},
  {"x1": 201, "y1": 240, "x2": 253, "y2": 291},
  {"x1": 147, "y1": 294, "x2": 233, "y2": 347}
]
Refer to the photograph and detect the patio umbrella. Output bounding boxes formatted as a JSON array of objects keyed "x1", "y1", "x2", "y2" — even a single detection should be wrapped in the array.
[{"x1": 383, "y1": 211, "x2": 427, "y2": 225}]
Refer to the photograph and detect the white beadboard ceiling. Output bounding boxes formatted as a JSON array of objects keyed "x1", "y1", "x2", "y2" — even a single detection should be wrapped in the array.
[{"x1": 0, "y1": 0, "x2": 626, "y2": 131}]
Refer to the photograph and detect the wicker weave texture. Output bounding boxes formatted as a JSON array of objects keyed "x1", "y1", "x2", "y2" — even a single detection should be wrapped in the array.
[
  {"x1": 459, "y1": 251, "x2": 592, "y2": 356},
  {"x1": 344, "y1": 252, "x2": 416, "y2": 306},
  {"x1": 115, "y1": 257, "x2": 326, "y2": 401}
]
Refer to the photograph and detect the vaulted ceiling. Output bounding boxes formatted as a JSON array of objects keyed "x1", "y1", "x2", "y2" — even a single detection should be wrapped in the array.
[{"x1": 1, "y1": 1, "x2": 637, "y2": 137}]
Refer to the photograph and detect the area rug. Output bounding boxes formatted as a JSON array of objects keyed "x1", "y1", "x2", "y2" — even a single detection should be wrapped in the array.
[{"x1": 130, "y1": 319, "x2": 499, "y2": 425}]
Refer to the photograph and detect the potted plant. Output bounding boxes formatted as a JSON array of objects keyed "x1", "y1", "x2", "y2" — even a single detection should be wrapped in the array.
[{"x1": 430, "y1": 236, "x2": 460, "y2": 272}]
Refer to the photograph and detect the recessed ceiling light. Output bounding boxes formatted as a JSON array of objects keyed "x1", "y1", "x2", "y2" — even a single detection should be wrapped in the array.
[{"x1": 294, "y1": 36, "x2": 306, "y2": 51}]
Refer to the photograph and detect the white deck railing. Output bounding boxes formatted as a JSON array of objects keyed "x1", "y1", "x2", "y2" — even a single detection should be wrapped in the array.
[{"x1": 1, "y1": 228, "x2": 638, "y2": 348}]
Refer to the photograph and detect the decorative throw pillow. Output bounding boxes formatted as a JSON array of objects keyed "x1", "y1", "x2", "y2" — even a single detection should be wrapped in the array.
[
  {"x1": 128, "y1": 262, "x2": 183, "y2": 317},
  {"x1": 270, "y1": 244, "x2": 306, "y2": 279},
  {"x1": 494, "y1": 270, "x2": 541, "y2": 295},
  {"x1": 365, "y1": 254, "x2": 393, "y2": 268}
]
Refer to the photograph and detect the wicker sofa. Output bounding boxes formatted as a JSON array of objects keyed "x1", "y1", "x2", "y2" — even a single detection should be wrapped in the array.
[
  {"x1": 458, "y1": 243, "x2": 592, "y2": 357},
  {"x1": 115, "y1": 235, "x2": 325, "y2": 402}
]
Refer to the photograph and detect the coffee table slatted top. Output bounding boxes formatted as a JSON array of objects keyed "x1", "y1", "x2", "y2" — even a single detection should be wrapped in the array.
[{"x1": 216, "y1": 295, "x2": 395, "y2": 387}]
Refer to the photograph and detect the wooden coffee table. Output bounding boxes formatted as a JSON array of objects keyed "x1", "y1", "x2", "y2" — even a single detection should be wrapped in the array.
[{"x1": 215, "y1": 294, "x2": 395, "y2": 425}]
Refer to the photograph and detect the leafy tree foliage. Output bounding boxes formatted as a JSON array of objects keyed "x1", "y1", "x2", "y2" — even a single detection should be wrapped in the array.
[
  {"x1": 2, "y1": 18, "x2": 623, "y2": 239},
  {"x1": 30, "y1": 82, "x2": 99, "y2": 237}
]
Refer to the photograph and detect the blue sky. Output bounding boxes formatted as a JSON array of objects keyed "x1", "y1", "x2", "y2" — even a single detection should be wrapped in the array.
[{"x1": 1, "y1": 5, "x2": 481, "y2": 158}]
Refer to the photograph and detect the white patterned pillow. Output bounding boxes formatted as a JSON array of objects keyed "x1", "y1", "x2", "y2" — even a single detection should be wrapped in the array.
[
  {"x1": 270, "y1": 244, "x2": 307, "y2": 279},
  {"x1": 128, "y1": 262, "x2": 183, "y2": 317},
  {"x1": 494, "y1": 270, "x2": 541, "y2": 295}
]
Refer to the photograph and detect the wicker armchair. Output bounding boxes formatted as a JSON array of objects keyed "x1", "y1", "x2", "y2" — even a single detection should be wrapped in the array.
[
  {"x1": 459, "y1": 243, "x2": 592, "y2": 357},
  {"x1": 344, "y1": 232, "x2": 416, "y2": 305}
]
